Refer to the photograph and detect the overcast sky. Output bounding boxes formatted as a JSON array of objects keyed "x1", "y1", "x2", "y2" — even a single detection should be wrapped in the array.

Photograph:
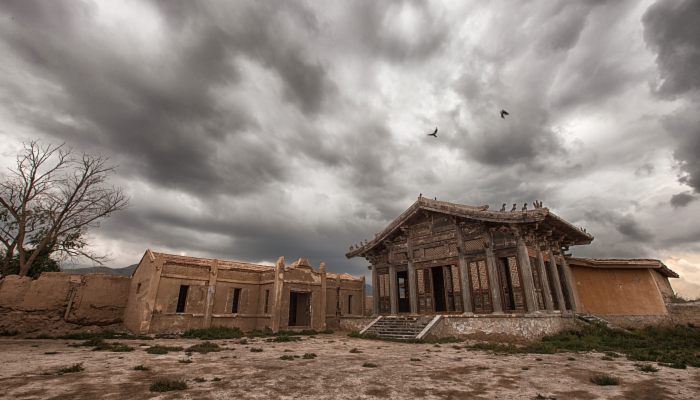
[{"x1": 0, "y1": 0, "x2": 699, "y2": 297}]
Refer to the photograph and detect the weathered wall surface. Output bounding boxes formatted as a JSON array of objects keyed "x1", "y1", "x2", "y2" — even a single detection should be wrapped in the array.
[
  {"x1": 603, "y1": 315, "x2": 672, "y2": 328},
  {"x1": 429, "y1": 314, "x2": 577, "y2": 342},
  {"x1": 0, "y1": 273, "x2": 129, "y2": 335},
  {"x1": 331, "y1": 316, "x2": 376, "y2": 332},
  {"x1": 572, "y1": 267, "x2": 667, "y2": 316},
  {"x1": 668, "y1": 302, "x2": 700, "y2": 326}
]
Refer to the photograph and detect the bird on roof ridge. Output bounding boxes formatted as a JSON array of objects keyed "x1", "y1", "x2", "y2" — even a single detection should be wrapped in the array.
[
  {"x1": 500, "y1": 203, "x2": 506, "y2": 212},
  {"x1": 511, "y1": 203, "x2": 517, "y2": 212}
]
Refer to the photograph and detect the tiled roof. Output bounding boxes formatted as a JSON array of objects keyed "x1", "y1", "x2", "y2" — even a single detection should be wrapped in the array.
[
  {"x1": 153, "y1": 252, "x2": 273, "y2": 272},
  {"x1": 346, "y1": 197, "x2": 593, "y2": 258},
  {"x1": 566, "y1": 257, "x2": 679, "y2": 278}
]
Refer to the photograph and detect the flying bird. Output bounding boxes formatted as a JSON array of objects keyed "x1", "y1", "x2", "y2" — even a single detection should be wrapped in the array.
[
  {"x1": 500, "y1": 109, "x2": 509, "y2": 119},
  {"x1": 427, "y1": 127, "x2": 438, "y2": 137}
]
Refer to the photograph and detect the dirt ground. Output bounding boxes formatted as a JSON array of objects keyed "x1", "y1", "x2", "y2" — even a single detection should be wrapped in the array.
[{"x1": 0, "y1": 334, "x2": 698, "y2": 399}]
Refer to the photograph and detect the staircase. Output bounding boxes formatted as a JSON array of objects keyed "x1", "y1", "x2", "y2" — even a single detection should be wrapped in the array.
[
  {"x1": 576, "y1": 313, "x2": 630, "y2": 333},
  {"x1": 361, "y1": 316, "x2": 437, "y2": 340}
]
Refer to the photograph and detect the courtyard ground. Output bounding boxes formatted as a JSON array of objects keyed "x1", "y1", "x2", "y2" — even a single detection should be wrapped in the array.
[{"x1": 0, "y1": 334, "x2": 698, "y2": 399}]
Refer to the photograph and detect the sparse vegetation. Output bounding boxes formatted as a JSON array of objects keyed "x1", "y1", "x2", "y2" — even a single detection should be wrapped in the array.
[
  {"x1": 73, "y1": 338, "x2": 134, "y2": 352},
  {"x1": 133, "y1": 365, "x2": 150, "y2": 371},
  {"x1": 465, "y1": 324, "x2": 700, "y2": 368},
  {"x1": 349, "y1": 348, "x2": 362, "y2": 353},
  {"x1": 362, "y1": 362, "x2": 378, "y2": 368},
  {"x1": 212, "y1": 377, "x2": 222, "y2": 382},
  {"x1": 145, "y1": 345, "x2": 183, "y2": 354},
  {"x1": 0, "y1": 330, "x2": 18, "y2": 336},
  {"x1": 250, "y1": 347, "x2": 263, "y2": 352},
  {"x1": 193, "y1": 377, "x2": 206, "y2": 382},
  {"x1": 410, "y1": 358, "x2": 421, "y2": 362},
  {"x1": 601, "y1": 356, "x2": 613, "y2": 361},
  {"x1": 303, "y1": 352, "x2": 317, "y2": 359},
  {"x1": 186, "y1": 342, "x2": 221, "y2": 354},
  {"x1": 58, "y1": 363, "x2": 84, "y2": 374},
  {"x1": 280, "y1": 355, "x2": 295, "y2": 360},
  {"x1": 267, "y1": 334, "x2": 301, "y2": 343},
  {"x1": 636, "y1": 364, "x2": 659, "y2": 372},
  {"x1": 182, "y1": 327, "x2": 243, "y2": 340},
  {"x1": 149, "y1": 378, "x2": 187, "y2": 392},
  {"x1": 590, "y1": 373, "x2": 620, "y2": 386},
  {"x1": 178, "y1": 359, "x2": 193, "y2": 364},
  {"x1": 44, "y1": 351, "x2": 59, "y2": 355}
]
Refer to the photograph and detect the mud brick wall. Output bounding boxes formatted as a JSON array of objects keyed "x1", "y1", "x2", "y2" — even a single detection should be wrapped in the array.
[{"x1": 668, "y1": 302, "x2": 700, "y2": 326}]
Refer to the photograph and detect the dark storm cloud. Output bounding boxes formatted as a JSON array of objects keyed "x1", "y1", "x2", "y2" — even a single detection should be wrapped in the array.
[
  {"x1": 584, "y1": 210, "x2": 654, "y2": 243},
  {"x1": 643, "y1": 0, "x2": 700, "y2": 196},
  {"x1": 0, "y1": 0, "x2": 334, "y2": 196},
  {"x1": 670, "y1": 192, "x2": 697, "y2": 208},
  {"x1": 643, "y1": 0, "x2": 700, "y2": 98}
]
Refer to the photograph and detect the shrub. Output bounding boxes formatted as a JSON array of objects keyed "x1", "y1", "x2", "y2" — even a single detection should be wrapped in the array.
[
  {"x1": 267, "y1": 334, "x2": 301, "y2": 343},
  {"x1": 193, "y1": 377, "x2": 206, "y2": 382},
  {"x1": 133, "y1": 365, "x2": 150, "y2": 371},
  {"x1": 302, "y1": 353, "x2": 317, "y2": 359},
  {"x1": 250, "y1": 347, "x2": 263, "y2": 352},
  {"x1": 186, "y1": 342, "x2": 221, "y2": 354},
  {"x1": 182, "y1": 327, "x2": 243, "y2": 340},
  {"x1": 636, "y1": 364, "x2": 659, "y2": 373},
  {"x1": 44, "y1": 351, "x2": 59, "y2": 355},
  {"x1": 146, "y1": 345, "x2": 183, "y2": 354},
  {"x1": 362, "y1": 362, "x2": 378, "y2": 368},
  {"x1": 320, "y1": 329, "x2": 334, "y2": 334},
  {"x1": 212, "y1": 377, "x2": 222, "y2": 382},
  {"x1": 178, "y1": 359, "x2": 192, "y2": 364},
  {"x1": 58, "y1": 363, "x2": 84, "y2": 374},
  {"x1": 410, "y1": 358, "x2": 421, "y2": 362},
  {"x1": 590, "y1": 374, "x2": 620, "y2": 386},
  {"x1": 75, "y1": 339, "x2": 134, "y2": 352},
  {"x1": 280, "y1": 355, "x2": 294, "y2": 360},
  {"x1": 149, "y1": 378, "x2": 187, "y2": 392},
  {"x1": 349, "y1": 348, "x2": 362, "y2": 354}
]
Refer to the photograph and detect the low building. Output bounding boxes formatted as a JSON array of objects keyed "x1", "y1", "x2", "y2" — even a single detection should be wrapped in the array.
[{"x1": 123, "y1": 250, "x2": 364, "y2": 334}]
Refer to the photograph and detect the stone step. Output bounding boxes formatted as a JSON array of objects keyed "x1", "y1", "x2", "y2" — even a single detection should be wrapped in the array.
[{"x1": 360, "y1": 315, "x2": 434, "y2": 341}]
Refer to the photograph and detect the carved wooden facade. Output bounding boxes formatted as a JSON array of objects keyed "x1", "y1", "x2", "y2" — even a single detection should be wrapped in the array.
[{"x1": 347, "y1": 197, "x2": 594, "y2": 316}]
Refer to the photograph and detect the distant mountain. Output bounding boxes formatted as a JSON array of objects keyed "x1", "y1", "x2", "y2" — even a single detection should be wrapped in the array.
[{"x1": 64, "y1": 264, "x2": 138, "y2": 276}]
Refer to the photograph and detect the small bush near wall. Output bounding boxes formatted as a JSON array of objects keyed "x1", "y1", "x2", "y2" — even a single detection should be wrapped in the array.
[{"x1": 182, "y1": 327, "x2": 243, "y2": 340}]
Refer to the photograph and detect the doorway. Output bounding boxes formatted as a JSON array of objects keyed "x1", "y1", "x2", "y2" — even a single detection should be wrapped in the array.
[
  {"x1": 431, "y1": 267, "x2": 447, "y2": 312},
  {"x1": 288, "y1": 291, "x2": 311, "y2": 327},
  {"x1": 396, "y1": 271, "x2": 410, "y2": 313}
]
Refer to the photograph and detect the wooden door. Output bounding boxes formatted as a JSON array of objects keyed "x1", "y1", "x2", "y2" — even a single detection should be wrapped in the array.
[
  {"x1": 498, "y1": 256, "x2": 526, "y2": 312},
  {"x1": 377, "y1": 273, "x2": 391, "y2": 314},
  {"x1": 416, "y1": 268, "x2": 433, "y2": 313},
  {"x1": 468, "y1": 260, "x2": 492, "y2": 313}
]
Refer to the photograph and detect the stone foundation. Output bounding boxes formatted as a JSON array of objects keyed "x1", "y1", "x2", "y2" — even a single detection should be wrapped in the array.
[
  {"x1": 333, "y1": 316, "x2": 375, "y2": 332},
  {"x1": 426, "y1": 313, "x2": 577, "y2": 342}
]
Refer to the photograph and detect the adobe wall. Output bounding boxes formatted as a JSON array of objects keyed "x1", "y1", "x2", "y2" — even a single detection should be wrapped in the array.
[
  {"x1": 332, "y1": 316, "x2": 376, "y2": 332},
  {"x1": 668, "y1": 301, "x2": 700, "y2": 326},
  {"x1": 0, "y1": 272, "x2": 130, "y2": 336},
  {"x1": 429, "y1": 313, "x2": 578, "y2": 342},
  {"x1": 571, "y1": 267, "x2": 667, "y2": 316}
]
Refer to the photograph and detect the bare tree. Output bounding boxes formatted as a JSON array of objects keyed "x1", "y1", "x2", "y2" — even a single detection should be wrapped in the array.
[{"x1": 0, "y1": 141, "x2": 128, "y2": 276}]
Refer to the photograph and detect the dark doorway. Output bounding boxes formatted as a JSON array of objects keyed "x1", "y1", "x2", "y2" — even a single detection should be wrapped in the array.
[
  {"x1": 431, "y1": 267, "x2": 446, "y2": 312},
  {"x1": 176, "y1": 285, "x2": 189, "y2": 313},
  {"x1": 396, "y1": 271, "x2": 410, "y2": 313},
  {"x1": 288, "y1": 291, "x2": 311, "y2": 327}
]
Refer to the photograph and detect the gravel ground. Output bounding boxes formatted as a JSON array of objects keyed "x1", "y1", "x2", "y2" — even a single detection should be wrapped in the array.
[{"x1": 1, "y1": 335, "x2": 698, "y2": 399}]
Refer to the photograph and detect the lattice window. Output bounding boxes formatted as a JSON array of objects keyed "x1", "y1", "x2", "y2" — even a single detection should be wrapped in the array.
[
  {"x1": 451, "y1": 265, "x2": 461, "y2": 292},
  {"x1": 417, "y1": 269, "x2": 425, "y2": 295},
  {"x1": 424, "y1": 245, "x2": 448, "y2": 258},
  {"x1": 463, "y1": 238, "x2": 485, "y2": 253}
]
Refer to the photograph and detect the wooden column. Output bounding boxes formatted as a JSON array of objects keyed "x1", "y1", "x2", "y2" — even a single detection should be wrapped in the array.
[
  {"x1": 536, "y1": 247, "x2": 554, "y2": 312},
  {"x1": 388, "y1": 264, "x2": 398, "y2": 314},
  {"x1": 558, "y1": 251, "x2": 579, "y2": 312},
  {"x1": 203, "y1": 259, "x2": 219, "y2": 328},
  {"x1": 485, "y1": 231, "x2": 503, "y2": 313},
  {"x1": 515, "y1": 234, "x2": 538, "y2": 313},
  {"x1": 454, "y1": 221, "x2": 473, "y2": 313},
  {"x1": 547, "y1": 248, "x2": 566, "y2": 311},
  {"x1": 370, "y1": 265, "x2": 379, "y2": 315},
  {"x1": 407, "y1": 260, "x2": 418, "y2": 314}
]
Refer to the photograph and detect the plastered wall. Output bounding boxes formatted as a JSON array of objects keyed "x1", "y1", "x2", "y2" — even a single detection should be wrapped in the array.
[{"x1": 572, "y1": 267, "x2": 668, "y2": 316}]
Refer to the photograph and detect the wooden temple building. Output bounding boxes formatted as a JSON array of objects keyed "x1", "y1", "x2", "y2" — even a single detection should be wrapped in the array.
[{"x1": 346, "y1": 197, "x2": 677, "y2": 329}]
